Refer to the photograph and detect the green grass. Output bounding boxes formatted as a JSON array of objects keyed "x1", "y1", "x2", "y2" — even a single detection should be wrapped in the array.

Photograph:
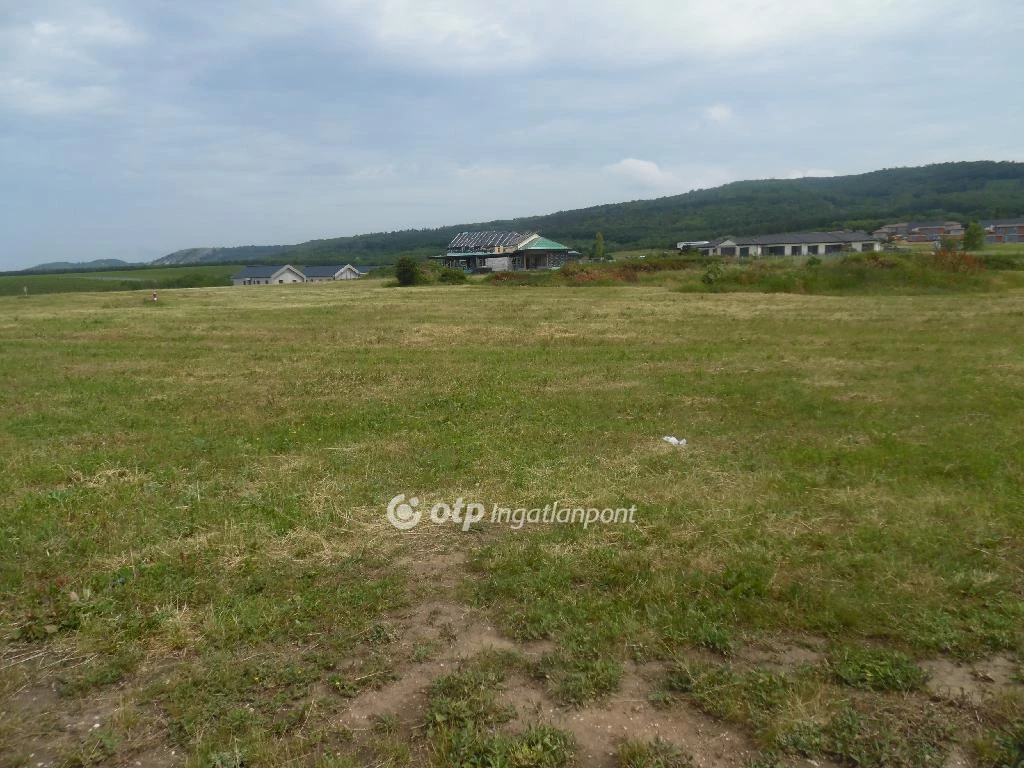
[
  {"x1": 1, "y1": 279, "x2": 1022, "y2": 766},
  {"x1": 0, "y1": 265, "x2": 236, "y2": 295},
  {"x1": 425, "y1": 655, "x2": 574, "y2": 767},
  {"x1": 484, "y1": 252, "x2": 1024, "y2": 294},
  {"x1": 617, "y1": 737, "x2": 694, "y2": 767},
  {"x1": 826, "y1": 646, "x2": 929, "y2": 692}
]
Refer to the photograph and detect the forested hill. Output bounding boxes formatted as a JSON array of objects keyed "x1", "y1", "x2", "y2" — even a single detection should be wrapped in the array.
[{"x1": 153, "y1": 161, "x2": 1024, "y2": 265}]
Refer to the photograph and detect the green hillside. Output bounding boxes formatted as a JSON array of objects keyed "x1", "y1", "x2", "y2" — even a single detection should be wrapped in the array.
[{"x1": 135, "y1": 160, "x2": 1024, "y2": 266}]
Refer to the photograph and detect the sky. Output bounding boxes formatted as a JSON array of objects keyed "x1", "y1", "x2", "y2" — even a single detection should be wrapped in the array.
[{"x1": 1, "y1": 0, "x2": 1022, "y2": 269}]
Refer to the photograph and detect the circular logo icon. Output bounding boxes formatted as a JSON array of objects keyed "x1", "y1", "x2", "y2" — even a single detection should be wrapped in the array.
[{"x1": 386, "y1": 494, "x2": 421, "y2": 530}]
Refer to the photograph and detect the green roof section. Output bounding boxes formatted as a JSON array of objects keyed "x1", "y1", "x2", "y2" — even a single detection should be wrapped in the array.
[
  {"x1": 521, "y1": 236, "x2": 570, "y2": 251},
  {"x1": 430, "y1": 251, "x2": 492, "y2": 258}
]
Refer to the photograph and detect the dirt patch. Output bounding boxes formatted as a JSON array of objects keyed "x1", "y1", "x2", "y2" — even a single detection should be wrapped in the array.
[
  {"x1": 733, "y1": 637, "x2": 826, "y2": 672},
  {"x1": 922, "y1": 655, "x2": 1021, "y2": 704},
  {"x1": 337, "y1": 597, "x2": 553, "y2": 734},
  {"x1": 943, "y1": 745, "x2": 971, "y2": 768},
  {"x1": 501, "y1": 663, "x2": 755, "y2": 768},
  {"x1": 1, "y1": 678, "x2": 166, "y2": 768},
  {"x1": 335, "y1": 659, "x2": 440, "y2": 734},
  {"x1": 3, "y1": 679, "x2": 61, "y2": 717},
  {"x1": 339, "y1": 543, "x2": 775, "y2": 765}
]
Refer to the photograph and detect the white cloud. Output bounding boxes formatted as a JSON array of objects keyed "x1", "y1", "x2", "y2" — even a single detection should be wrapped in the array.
[
  {"x1": 349, "y1": 163, "x2": 397, "y2": 181},
  {"x1": 0, "y1": 77, "x2": 116, "y2": 114},
  {"x1": 704, "y1": 103, "x2": 733, "y2": 123},
  {"x1": 454, "y1": 165, "x2": 520, "y2": 181},
  {"x1": 307, "y1": 0, "x2": 968, "y2": 73},
  {"x1": 0, "y1": 7, "x2": 144, "y2": 115},
  {"x1": 605, "y1": 158, "x2": 681, "y2": 189},
  {"x1": 0, "y1": 0, "x2": 1019, "y2": 270}
]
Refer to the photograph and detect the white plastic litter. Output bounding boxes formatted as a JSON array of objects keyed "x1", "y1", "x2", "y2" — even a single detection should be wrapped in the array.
[{"x1": 662, "y1": 436, "x2": 687, "y2": 446}]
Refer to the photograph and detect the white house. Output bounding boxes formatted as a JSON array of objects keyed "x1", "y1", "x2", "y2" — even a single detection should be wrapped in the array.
[
  {"x1": 231, "y1": 265, "x2": 306, "y2": 285},
  {"x1": 696, "y1": 231, "x2": 881, "y2": 258},
  {"x1": 302, "y1": 264, "x2": 364, "y2": 281}
]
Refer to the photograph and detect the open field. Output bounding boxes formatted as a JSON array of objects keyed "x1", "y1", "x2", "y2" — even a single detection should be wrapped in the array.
[
  {"x1": 0, "y1": 266, "x2": 238, "y2": 297},
  {"x1": 1, "y1": 281, "x2": 1022, "y2": 767}
]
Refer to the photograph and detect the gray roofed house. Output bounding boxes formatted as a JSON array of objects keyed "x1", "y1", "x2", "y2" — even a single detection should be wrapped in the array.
[
  {"x1": 983, "y1": 218, "x2": 1024, "y2": 243},
  {"x1": 873, "y1": 221, "x2": 964, "y2": 242},
  {"x1": 231, "y1": 264, "x2": 306, "y2": 285},
  {"x1": 302, "y1": 264, "x2": 363, "y2": 281},
  {"x1": 697, "y1": 231, "x2": 880, "y2": 258}
]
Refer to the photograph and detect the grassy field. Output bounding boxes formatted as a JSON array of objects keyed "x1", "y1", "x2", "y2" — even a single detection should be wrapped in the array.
[
  {"x1": 1, "y1": 280, "x2": 1022, "y2": 767},
  {"x1": 0, "y1": 266, "x2": 238, "y2": 297}
]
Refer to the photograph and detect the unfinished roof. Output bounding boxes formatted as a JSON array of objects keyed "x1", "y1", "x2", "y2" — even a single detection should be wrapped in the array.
[{"x1": 447, "y1": 231, "x2": 533, "y2": 252}]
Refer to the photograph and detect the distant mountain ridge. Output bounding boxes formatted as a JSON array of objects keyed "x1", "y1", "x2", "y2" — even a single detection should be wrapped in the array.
[
  {"x1": 149, "y1": 161, "x2": 1024, "y2": 267},
  {"x1": 23, "y1": 258, "x2": 137, "y2": 273},
  {"x1": 156, "y1": 246, "x2": 286, "y2": 266}
]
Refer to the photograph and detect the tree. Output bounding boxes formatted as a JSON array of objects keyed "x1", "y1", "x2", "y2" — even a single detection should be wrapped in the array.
[
  {"x1": 394, "y1": 255, "x2": 422, "y2": 286},
  {"x1": 594, "y1": 231, "x2": 605, "y2": 262},
  {"x1": 963, "y1": 221, "x2": 986, "y2": 251}
]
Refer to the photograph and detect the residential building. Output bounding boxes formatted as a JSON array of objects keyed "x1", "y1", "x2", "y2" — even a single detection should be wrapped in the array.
[
  {"x1": 697, "y1": 231, "x2": 880, "y2": 258},
  {"x1": 231, "y1": 265, "x2": 306, "y2": 285},
  {"x1": 982, "y1": 218, "x2": 1024, "y2": 244},
  {"x1": 872, "y1": 221, "x2": 964, "y2": 243},
  {"x1": 302, "y1": 264, "x2": 364, "y2": 281},
  {"x1": 231, "y1": 264, "x2": 375, "y2": 285},
  {"x1": 433, "y1": 231, "x2": 582, "y2": 272}
]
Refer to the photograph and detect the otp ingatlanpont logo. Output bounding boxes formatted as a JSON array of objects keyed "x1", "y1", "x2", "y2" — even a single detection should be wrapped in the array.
[{"x1": 385, "y1": 494, "x2": 421, "y2": 530}]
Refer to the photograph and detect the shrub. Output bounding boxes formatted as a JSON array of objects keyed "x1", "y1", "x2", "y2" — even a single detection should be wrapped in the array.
[
  {"x1": 437, "y1": 267, "x2": 467, "y2": 284},
  {"x1": 932, "y1": 247, "x2": 982, "y2": 273},
  {"x1": 701, "y1": 262, "x2": 724, "y2": 285},
  {"x1": 980, "y1": 253, "x2": 1024, "y2": 270},
  {"x1": 394, "y1": 255, "x2": 423, "y2": 286}
]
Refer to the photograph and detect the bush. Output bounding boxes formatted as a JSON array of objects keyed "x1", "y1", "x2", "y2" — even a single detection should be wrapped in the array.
[
  {"x1": 394, "y1": 255, "x2": 423, "y2": 286},
  {"x1": 980, "y1": 253, "x2": 1024, "y2": 270},
  {"x1": 702, "y1": 262, "x2": 724, "y2": 285},
  {"x1": 932, "y1": 247, "x2": 982, "y2": 273},
  {"x1": 437, "y1": 267, "x2": 467, "y2": 284},
  {"x1": 486, "y1": 270, "x2": 556, "y2": 286}
]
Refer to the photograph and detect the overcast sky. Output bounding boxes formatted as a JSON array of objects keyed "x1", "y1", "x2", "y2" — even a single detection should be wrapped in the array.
[{"x1": 1, "y1": 1, "x2": 1021, "y2": 269}]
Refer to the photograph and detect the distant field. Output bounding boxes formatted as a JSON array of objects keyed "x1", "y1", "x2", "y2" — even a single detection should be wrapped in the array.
[
  {"x1": 1, "y1": 280, "x2": 1022, "y2": 767},
  {"x1": 0, "y1": 265, "x2": 237, "y2": 296}
]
